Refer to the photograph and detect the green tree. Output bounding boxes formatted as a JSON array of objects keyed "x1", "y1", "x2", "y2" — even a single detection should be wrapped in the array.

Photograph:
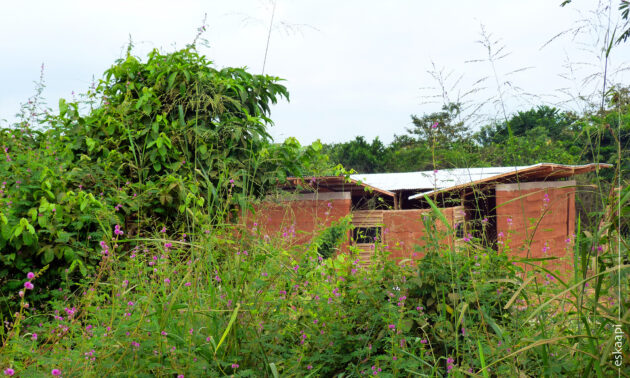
[
  {"x1": 323, "y1": 136, "x2": 389, "y2": 173},
  {"x1": 408, "y1": 102, "x2": 470, "y2": 146},
  {"x1": 54, "y1": 47, "x2": 291, "y2": 226},
  {"x1": 474, "y1": 106, "x2": 578, "y2": 146}
]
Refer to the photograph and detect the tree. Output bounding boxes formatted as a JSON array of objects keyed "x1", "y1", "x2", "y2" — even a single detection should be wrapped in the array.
[
  {"x1": 407, "y1": 103, "x2": 470, "y2": 146},
  {"x1": 474, "y1": 106, "x2": 578, "y2": 146},
  {"x1": 323, "y1": 136, "x2": 388, "y2": 173}
]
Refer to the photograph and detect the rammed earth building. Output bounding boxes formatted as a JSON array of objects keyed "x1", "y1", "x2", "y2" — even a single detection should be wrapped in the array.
[{"x1": 249, "y1": 163, "x2": 610, "y2": 272}]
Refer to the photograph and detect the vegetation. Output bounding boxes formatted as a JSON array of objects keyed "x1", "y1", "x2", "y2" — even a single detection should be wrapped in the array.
[
  {"x1": 324, "y1": 103, "x2": 629, "y2": 174},
  {"x1": 0, "y1": 31, "x2": 628, "y2": 378}
]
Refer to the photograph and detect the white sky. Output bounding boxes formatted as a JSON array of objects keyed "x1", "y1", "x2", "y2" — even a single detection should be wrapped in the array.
[{"x1": 1, "y1": 0, "x2": 628, "y2": 145}]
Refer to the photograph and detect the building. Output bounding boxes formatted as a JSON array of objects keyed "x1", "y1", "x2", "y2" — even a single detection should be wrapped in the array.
[{"x1": 249, "y1": 163, "x2": 610, "y2": 271}]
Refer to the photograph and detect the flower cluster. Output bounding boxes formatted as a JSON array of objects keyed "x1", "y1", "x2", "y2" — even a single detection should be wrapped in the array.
[{"x1": 114, "y1": 224, "x2": 124, "y2": 236}]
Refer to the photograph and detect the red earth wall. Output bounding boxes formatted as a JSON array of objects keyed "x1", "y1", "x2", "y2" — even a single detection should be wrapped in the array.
[
  {"x1": 248, "y1": 192, "x2": 352, "y2": 246},
  {"x1": 495, "y1": 181, "x2": 576, "y2": 273},
  {"x1": 381, "y1": 208, "x2": 458, "y2": 262},
  {"x1": 249, "y1": 193, "x2": 461, "y2": 264}
]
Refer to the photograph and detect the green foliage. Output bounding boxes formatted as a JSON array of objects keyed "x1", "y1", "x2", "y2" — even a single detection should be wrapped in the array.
[
  {"x1": 56, "y1": 47, "x2": 291, "y2": 226},
  {"x1": 325, "y1": 101, "x2": 629, "y2": 174},
  {"x1": 2, "y1": 212, "x2": 625, "y2": 376},
  {"x1": 0, "y1": 126, "x2": 115, "y2": 305},
  {"x1": 323, "y1": 136, "x2": 390, "y2": 173},
  {"x1": 0, "y1": 38, "x2": 628, "y2": 378},
  {"x1": 0, "y1": 46, "x2": 334, "y2": 317},
  {"x1": 310, "y1": 216, "x2": 352, "y2": 259},
  {"x1": 408, "y1": 102, "x2": 471, "y2": 146}
]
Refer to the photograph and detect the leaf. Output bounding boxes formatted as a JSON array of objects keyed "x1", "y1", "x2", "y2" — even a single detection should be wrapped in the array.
[
  {"x1": 479, "y1": 307, "x2": 503, "y2": 340},
  {"x1": 269, "y1": 362, "x2": 280, "y2": 378},
  {"x1": 22, "y1": 232, "x2": 34, "y2": 246},
  {"x1": 56, "y1": 231, "x2": 72, "y2": 243},
  {"x1": 63, "y1": 247, "x2": 76, "y2": 262},
  {"x1": 214, "y1": 303, "x2": 240, "y2": 355},
  {"x1": 59, "y1": 98, "x2": 68, "y2": 116},
  {"x1": 504, "y1": 276, "x2": 535, "y2": 310},
  {"x1": 168, "y1": 72, "x2": 177, "y2": 90},
  {"x1": 178, "y1": 105, "x2": 186, "y2": 127},
  {"x1": 422, "y1": 195, "x2": 453, "y2": 233},
  {"x1": 80, "y1": 198, "x2": 89, "y2": 212},
  {"x1": 477, "y1": 340, "x2": 490, "y2": 378},
  {"x1": 43, "y1": 248, "x2": 54, "y2": 264}
]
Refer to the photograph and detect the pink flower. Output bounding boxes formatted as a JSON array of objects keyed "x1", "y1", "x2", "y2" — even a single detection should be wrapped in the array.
[
  {"x1": 24, "y1": 281, "x2": 34, "y2": 290},
  {"x1": 231, "y1": 363, "x2": 239, "y2": 369},
  {"x1": 161, "y1": 331, "x2": 167, "y2": 336},
  {"x1": 307, "y1": 365, "x2": 313, "y2": 370},
  {"x1": 32, "y1": 333, "x2": 38, "y2": 340},
  {"x1": 431, "y1": 121, "x2": 438, "y2": 129},
  {"x1": 51, "y1": 369, "x2": 61, "y2": 376},
  {"x1": 164, "y1": 278, "x2": 170, "y2": 284},
  {"x1": 184, "y1": 282, "x2": 192, "y2": 287},
  {"x1": 388, "y1": 324, "x2": 395, "y2": 330},
  {"x1": 164, "y1": 242, "x2": 172, "y2": 249},
  {"x1": 446, "y1": 357, "x2": 455, "y2": 371},
  {"x1": 114, "y1": 224, "x2": 124, "y2": 236},
  {"x1": 4, "y1": 368, "x2": 15, "y2": 376},
  {"x1": 27, "y1": 272, "x2": 35, "y2": 279}
]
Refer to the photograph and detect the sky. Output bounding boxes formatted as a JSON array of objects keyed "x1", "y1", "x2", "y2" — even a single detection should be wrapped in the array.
[{"x1": 1, "y1": 0, "x2": 628, "y2": 145}]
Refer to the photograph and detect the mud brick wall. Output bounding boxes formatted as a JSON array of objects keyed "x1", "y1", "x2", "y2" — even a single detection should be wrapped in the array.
[
  {"x1": 249, "y1": 192, "x2": 352, "y2": 246},
  {"x1": 381, "y1": 207, "x2": 459, "y2": 262},
  {"x1": 495, "y1": 181, "x2": 576, "y2": 273}
]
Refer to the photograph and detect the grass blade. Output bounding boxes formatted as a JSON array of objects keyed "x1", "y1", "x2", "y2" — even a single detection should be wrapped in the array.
[{"x1": 214, "y1": 303, "x2": 240, "y2": 355}]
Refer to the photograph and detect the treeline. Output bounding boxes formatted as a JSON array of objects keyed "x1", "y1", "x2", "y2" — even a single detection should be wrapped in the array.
[{"x1": 323, "y1": 96, "x2": 630, "y2": 175}]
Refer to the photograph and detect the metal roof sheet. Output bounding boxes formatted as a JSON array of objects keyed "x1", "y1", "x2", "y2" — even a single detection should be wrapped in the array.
[
  {"x1": 285, "y1": 176, "x2": 396, "y2": 198},
  {"x1": 406, "y1": 163, "x2": 610, "y2": 200},
  {"x1": 348, "y1": 163, "x2": 611, "y2": 199},
  {"x1": 350, "y1": 166, "x2": 532, "y2": 192}
]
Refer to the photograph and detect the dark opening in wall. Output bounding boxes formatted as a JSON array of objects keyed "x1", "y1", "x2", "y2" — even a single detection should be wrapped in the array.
[{"x1": 352, "y1": 226, "x2": 381, "y2": 244}]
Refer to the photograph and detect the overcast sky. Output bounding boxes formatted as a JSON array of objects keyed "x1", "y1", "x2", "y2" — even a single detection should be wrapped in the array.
[{"x1": 1, "y1": 0, "x2": 628, "y2": 145}]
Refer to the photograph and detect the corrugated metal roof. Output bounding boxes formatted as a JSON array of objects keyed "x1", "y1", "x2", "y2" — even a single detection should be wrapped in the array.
[
  {"x1": 407, "y1": 163, "x2": 610, "y2": 199},
  {"x1": 349, "y1": 163, "x2": 611, "y2": 200},
  {"x1": 285, "y1": 176, "x2": 396, "y2": 198},
  {"x1": 350, "y1": 166, "x2": 532, "y2": 192}
]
